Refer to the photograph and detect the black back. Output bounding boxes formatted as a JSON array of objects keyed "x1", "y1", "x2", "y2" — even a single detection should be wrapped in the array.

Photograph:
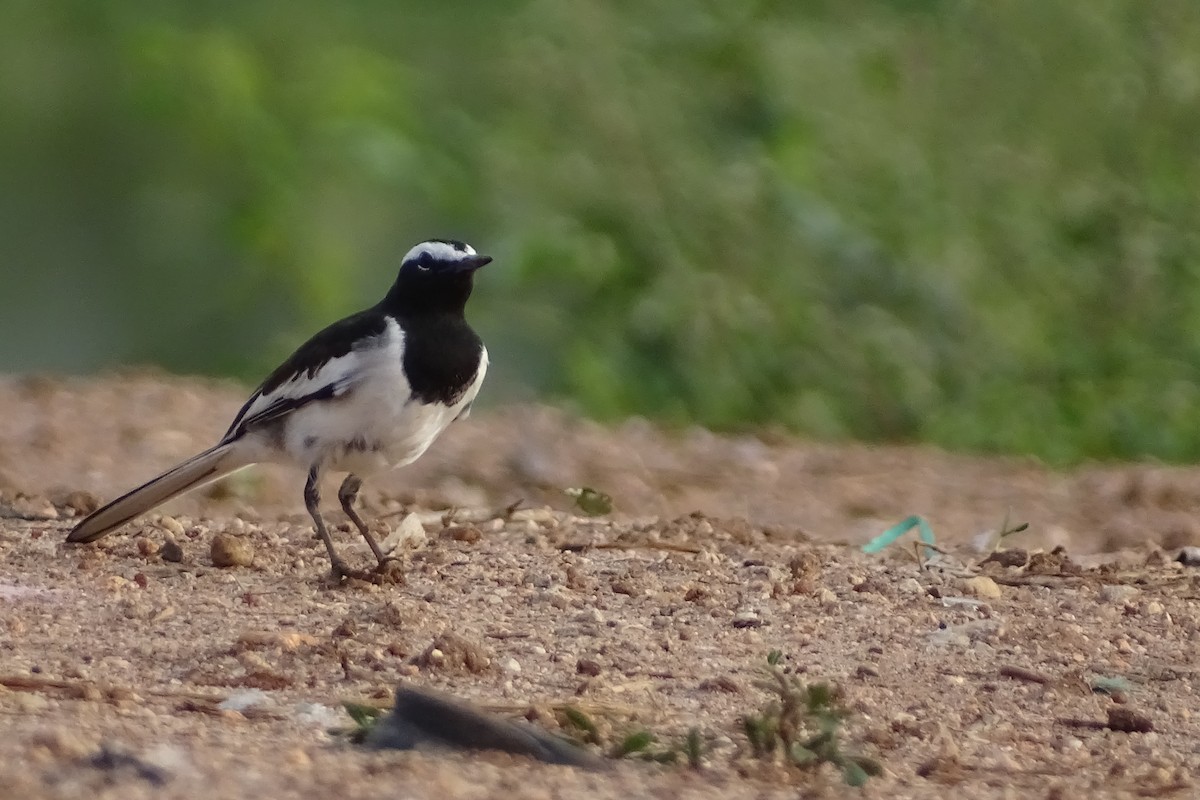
[{"x1": 222, "y1": 309, "x2": 389, "y2": 439}]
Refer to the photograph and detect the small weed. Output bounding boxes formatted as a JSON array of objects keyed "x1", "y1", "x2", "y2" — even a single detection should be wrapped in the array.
[
  {"x1": 559, "y1": 707, "x2": 707, "y2": 767},
  {"x1": 742, "y1": 652, "x2": 882, "y2": 786},
  {"x1": 682, "y1": 727, "x2": 704, "y2": 769},
  {"x1": 612, "y1": 730, "x2": 656, "y2": 758},
  {"x1": 338, "y1": 702, "x2": 387, "y2": 744},
  {"x1": 559, "y1": 706, "x2": 602, "y2": 745},
  {"x1": 565, "y1": 487, "x2": 613, "y2": 516}
]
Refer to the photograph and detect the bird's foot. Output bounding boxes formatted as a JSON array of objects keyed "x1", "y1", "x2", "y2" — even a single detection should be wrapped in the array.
[
  {"x1": 372, "y1": 557, "x2": 406, "y2": 585},
  {"x1": 328, "y1": 559, "x2": 374, "y2": 583}
]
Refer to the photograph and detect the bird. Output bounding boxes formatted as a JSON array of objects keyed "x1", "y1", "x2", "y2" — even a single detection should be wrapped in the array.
[{"x1": 66, "y1": 239, "x2": 493, "y2": 580}]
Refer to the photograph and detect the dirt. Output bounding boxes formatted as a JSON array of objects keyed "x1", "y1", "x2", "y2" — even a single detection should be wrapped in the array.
[{"x1": 1, "y1": 373, "x2": 1198, "y2": 799}]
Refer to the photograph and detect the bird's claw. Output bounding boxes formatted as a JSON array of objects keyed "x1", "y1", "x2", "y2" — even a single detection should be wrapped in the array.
[
  {"x1": 372, "y1": 557, "x2": 406, "y2": 584},
  {"x1": 329, "y1": 560, "x2": 372, "y2": 582}
]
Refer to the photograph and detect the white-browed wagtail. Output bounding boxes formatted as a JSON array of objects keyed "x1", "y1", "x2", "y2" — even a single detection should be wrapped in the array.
[{"x1": 67, "y1": 239, "x2": 492, "y2": 580}]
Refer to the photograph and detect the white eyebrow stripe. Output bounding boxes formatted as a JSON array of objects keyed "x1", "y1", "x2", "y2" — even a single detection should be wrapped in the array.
[{"x1": 402, "y1": 241, "x2": 476, "y2": 264}]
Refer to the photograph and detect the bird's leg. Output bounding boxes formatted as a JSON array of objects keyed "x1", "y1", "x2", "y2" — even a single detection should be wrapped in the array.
[
  {"x1": 337, "y1": 474, "x2": 393, "y2": 567},
  {"x1": 305, "y1": 467, "x2": 359, "y2": 580}
]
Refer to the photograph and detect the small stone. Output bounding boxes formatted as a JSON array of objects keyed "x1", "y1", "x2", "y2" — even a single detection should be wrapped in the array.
[
  {"x1": 576, "y1": 659, "x2": 602, "y2": 677},
  {"x1": 611, "y1": 578, "x2": 640, "y2": 596},
  {"x1": 787, "y1": 552, "x2": 821, "y2": 581},
  {"x1": 732, "y1": 610, "x2": 762, "y2": 629},
  {"x1": 160, "y1": 537, "x2": 184, "y2": 563},
  {"x1": 1100, "y1": 584, "x2": 1140, "y2": 604},
  {"x1": 158, "y1": 516, "x2": 185, "y2": 537},
  {"x1": 417, "y1": 633, "x2": 491, "y2": 673},
  {"x1": 135, "y1": 537, "x2": 159, "y2": 557},
  {"x1": 442, "y1": 525, "x2": 481, "y2": 544},
  {"x1": 962, "y1": 576, "x2": 1002, "y2": 599},
  {"x1": 817, "y1": 588, "x2": 838, "y2": 605},
  {"x1": 499, "y1": 657, "x2": 522, "y2": 674},
  {"x1": 1144, "y1": 601, "x2": 1165, "y2": 616},
  {"x1": 1107, "y1": 707, "x2": 1153, "y2": 733},
  {"x1": 899, "y1": 578, "x2": 925, "y2": 595},
  {"x1": 383, "y1": 513, "x2": 426, "y2": 553},
  {"x1": 210, "y1": 534, "x2": 253, "y2": 568}
]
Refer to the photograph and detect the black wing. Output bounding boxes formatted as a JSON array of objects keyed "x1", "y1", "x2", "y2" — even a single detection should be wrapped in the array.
[{"x1": 222, "y1": 307, "x2": 390, "y2": 441}]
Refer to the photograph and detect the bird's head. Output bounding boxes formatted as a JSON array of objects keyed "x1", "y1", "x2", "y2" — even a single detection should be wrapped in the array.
[
  {"x1": 399, "y1": 240, "x2": 492, "y2": 279},
  {"x1": 387, "y1": 239, "x2": 492, "y2": 314}
]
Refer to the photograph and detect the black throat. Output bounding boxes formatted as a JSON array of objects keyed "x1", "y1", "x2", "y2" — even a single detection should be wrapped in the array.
[
  {"x1": 380, "y1": 271, "x2": 474, "y2": 318},
  {"x1": 380, "y1": 273, "x2": 483, "y2": 406}
]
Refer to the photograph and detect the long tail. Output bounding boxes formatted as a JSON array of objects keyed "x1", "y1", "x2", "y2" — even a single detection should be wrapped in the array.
[{"x1": 67, "y1": 442, "x2": 250, "y2": 543}]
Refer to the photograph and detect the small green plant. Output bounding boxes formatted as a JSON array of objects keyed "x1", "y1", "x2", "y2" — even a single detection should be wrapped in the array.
[
  {"x1": 742, "y1": 653, "x2": 882, "y2": 786},
  {"x1": 559, "y1": 706, "x2": 602, "y2": 745},
  {"x1": 681, "y1": 727, "x2": 704, "y2": 770},
  {"x1": 565, "y1": 487, "x2": 613, "y2": 516},
  {"x1": 559, "y1": 707, "x2": 706, "y2": 767},
  {"x1": 607, "y1": 727, "x2": 706, "y2": 766},
  {"x1": 339, "y1": 702, "x2": 386, "y2": 744}
]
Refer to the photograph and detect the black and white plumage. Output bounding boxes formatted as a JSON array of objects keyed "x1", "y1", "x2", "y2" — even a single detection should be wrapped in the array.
[{"x1": 67, "y1": 239, "x2": 492, "y2": 580}]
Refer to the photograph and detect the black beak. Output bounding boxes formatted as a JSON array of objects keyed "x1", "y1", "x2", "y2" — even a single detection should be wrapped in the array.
[{"x1": 454, "y1": 254, "x2": 492, "y2": 273}]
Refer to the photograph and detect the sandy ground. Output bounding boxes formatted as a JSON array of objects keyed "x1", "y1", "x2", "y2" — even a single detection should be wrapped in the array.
[{"x1": 1, "y1": 373, "x2": 1198, "y2": 799}]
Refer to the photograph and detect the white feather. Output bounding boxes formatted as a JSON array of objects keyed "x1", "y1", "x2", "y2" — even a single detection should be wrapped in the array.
[
  {"x1": 401, "y1": 240, "x2": 477, "y2": 265},
  {"x1": 240, "y1": 318, "x2": 485, "y2": 477}
]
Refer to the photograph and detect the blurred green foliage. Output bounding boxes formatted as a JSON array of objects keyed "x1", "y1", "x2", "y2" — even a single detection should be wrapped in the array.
[{"x1": 4, "y1": 0, "x2": 1200, "y2": 463}]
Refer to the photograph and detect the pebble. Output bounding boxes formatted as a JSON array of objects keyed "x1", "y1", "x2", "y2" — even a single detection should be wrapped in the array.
[
  {"x1": 1144, "y1": 601, "x2": 1165, "y2": 616},
  {"x1": 158, "y1": 516, "x2": 185, "y2": 537},
  {"x1": 500, "y1": 657, "x2": 522, "y2": 674},
  {"x1": 817, "y1": 588, "x2": 838, "y2": 605},
  {"x1": 383, "y1": 513, "x2": 426, "y2": 553},
  {"x1": 732, "y1": 609, "x2": 762, "y2": 628},
  {"x1": 1100, "y1": 585, "x2": 1140, "y2": 604},
  {"x1": 899, "y1": 578, "x2": 925, "y2": 595},
  {"x1": 962, "y1": 576, "x2": 1002, "y2": 599},
  {"x1": 161, "y1": 537, "x2": 185, "y2": 563},
  {"x1": 210, "y1": 534, "x2": 254, "y2": 568}
]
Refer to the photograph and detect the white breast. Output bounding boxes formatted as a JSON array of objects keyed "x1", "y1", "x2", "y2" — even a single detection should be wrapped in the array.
[{"x1": 275, "y1": 318, "x2": 486, "y2": 476}]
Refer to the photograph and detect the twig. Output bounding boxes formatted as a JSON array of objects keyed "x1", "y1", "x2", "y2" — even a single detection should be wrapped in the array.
[
  {"x1": 999, "y1": 665, "x2": 1053, "y2": 685},
  {"x1": 560, "y1": 541, "x2": 702, "y2": 554},
  {"x1": 990, "y1": 575, "x2": 1087, "y2": 588}
]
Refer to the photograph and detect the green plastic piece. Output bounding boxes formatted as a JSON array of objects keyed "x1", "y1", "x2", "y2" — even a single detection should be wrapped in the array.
[{"x1": 862, "y1": 515, "x2": 936, "y2": 559}]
